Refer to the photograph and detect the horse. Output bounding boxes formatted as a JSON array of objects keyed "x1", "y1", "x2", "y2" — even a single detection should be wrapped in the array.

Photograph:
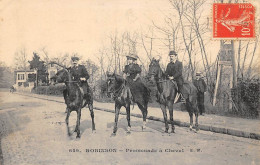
[
  {"x1": 148, "y1": 59, "x2": 199, "y2": 133},
  {"x1": 107, "y1": 73, "x2": 149, "y2": 136},
  {"x1": 53, "y1": 68, "x2": 95, "y2": 138}
]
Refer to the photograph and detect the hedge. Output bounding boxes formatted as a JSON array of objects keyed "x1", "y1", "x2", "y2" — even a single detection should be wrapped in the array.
[{"x1": 32, "y1": 84, "x2": 66, "y2": 96}]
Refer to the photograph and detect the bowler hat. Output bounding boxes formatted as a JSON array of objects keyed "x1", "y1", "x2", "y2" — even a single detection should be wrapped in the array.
[
  {"x1": 169, "y1": 50, "x2": 177, "y2": 56},
  {"x1": 71, "y1": 56, "x2": 79, "y2": 61},
  {"x1": 126, "y1": 53, "x2": 138, "y2": 60},
  {"x1": 196, "y1": 72, "x2": 202, "y2": 76}
]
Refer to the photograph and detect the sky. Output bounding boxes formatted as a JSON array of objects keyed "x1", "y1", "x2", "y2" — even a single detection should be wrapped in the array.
[
  {"x1": 0, "y1": 0, "x2": 170, "y2": 66},
  {"x1": 0, "y1": 0, "x2": 259, "y2": 69}
]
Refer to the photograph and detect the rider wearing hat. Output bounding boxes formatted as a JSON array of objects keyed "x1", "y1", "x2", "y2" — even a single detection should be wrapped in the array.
[
  {"x1": 165, "y1": 50, "x2": 185, "y2": 102},
  {"x1": 66, "y1": 55, "x2": 91, "y2": 98},
  {"x1": 123, "y1": 53, "x2": 141, "y2": 81},
  {"x1": 123, "y1": 53, "x2": 150, "y2": 100},
  {"x1": 63, "y1": 55, "x2": 91, "y2": 112},
  {"x1": 70, "y1": 56, "x2": 90, "y2": 83}
]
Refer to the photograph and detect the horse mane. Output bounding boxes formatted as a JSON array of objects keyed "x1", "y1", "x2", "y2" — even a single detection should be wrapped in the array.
[{"x1": 152, "y1": 59, "x2": 167, "y2": 80}]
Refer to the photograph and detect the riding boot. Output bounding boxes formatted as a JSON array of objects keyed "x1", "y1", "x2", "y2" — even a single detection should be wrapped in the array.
[{"x1": 180, "y1": 93, "x2": 186, "y2": 103}]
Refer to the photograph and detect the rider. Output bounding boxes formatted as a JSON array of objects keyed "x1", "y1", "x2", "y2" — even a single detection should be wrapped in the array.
[
  {"x1": 165, "y1": 50, "x2": 186, "y2": 103},
  {"x1": 123, "y1": 53, "x2": 141, "y2": 81},
  {"x1": 123, "y1": 53, "x2": 150, "y2": 100},
  {"x1": 70, "y1": 56, "x2": 90, "y2": 95},
  {"x1": 63, "y1": 56, "x2": 91, "y2": 111}
]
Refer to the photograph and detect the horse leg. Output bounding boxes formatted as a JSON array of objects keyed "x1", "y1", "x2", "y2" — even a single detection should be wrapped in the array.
[
  {"x1": 76, "y1": 109, "x2": 81, "y2": 138},
  {"x1": 65, "y1": 109, "x2": 71, "y2": 136},
  {"x1": 112, "y1": 104, "x2": 121, "y2": 136},
  {"x1": 126, "y1": 103, "x2": 131, "y2": 133},
  {"x1": 189, "y1": 112, "x2": 193, "y2": 131},
  {"x1": 88, "y1": 103, "x2": 96, "y2": 132},
  {"x1": 167, "y1": 102, "x2": 175, "y2": 133},
  {"x1": 138, "y1": 103, "x2": 148, "y2": 130},
  {"x1": 160, "y1": 104, "x2": 169, "y2": 133},
  {"x1": 142, "y1": 106, "x2": 148, "y2": 130},
  {"x1": 195, "y1": 107, "x2": 199, "y2": 132}
]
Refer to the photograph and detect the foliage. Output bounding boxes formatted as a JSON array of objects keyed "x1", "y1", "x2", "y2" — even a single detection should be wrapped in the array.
[
  {"x1": 32, "y1": 84, "x2": 66, "y2": 96},
  {"x1": 231, "y1": 78, "x2": 260, "y2": 118},
  {"x1": 28, "y1": 52, "x2": 48, "y2": 83},
  {"x1": 0, "y1": 62, "x2": 14, "y2": 88}
]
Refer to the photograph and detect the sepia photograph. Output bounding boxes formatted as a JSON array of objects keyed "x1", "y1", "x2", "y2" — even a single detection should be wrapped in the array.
[{"x1": 0, "y1": 0, "x2": 259, "y2": 164}]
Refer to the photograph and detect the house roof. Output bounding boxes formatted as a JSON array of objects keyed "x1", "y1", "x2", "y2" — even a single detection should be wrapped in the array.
[{"x1": 14, "y1": 70, "x2": 36, "y2": 73}]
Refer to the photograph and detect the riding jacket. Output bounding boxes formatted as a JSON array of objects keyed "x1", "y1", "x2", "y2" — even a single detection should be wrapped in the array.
[
  {"x1": 193, "y1": 78, "x2": 207, "y2": 93},
  {"x1": 165, "y1": 60, "x2": 184, "y2": 85},
  {"x1": 123, "y1": 63, "x2": 141, "y2": 80},
  {"x1": 70, "y1": 64, "x2": 90, "y2": 82}
]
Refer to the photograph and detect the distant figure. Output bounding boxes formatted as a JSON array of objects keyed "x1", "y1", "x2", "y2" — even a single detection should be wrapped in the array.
[
  {"x1": 10, "y1": 85, "x2": 16, "y2": 93},
  {"x1": 193, "y1": 72, "x2": 207, "y2": 115}
]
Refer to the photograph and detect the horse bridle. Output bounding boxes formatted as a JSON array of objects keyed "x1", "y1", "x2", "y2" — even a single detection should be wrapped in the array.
[{"x1": 107, "y1": 77, "x2": 126, "y2": 98}]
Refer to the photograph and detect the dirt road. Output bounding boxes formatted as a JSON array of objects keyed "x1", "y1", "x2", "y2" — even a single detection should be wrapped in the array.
[{"x1": 0, "y1": 91, "x2": 259, "y2": 165}]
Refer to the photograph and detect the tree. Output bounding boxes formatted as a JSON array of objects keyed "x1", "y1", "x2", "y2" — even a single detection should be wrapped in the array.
[
  {"x1": 28, "y1": 52, "x2": 47, "y2": 85},
  {"x1": 0, "y1": 61, "x2": 14, "y2": 88},
  {"x1": 14, "y1": 47, "x2": 29, "y2": 70}
]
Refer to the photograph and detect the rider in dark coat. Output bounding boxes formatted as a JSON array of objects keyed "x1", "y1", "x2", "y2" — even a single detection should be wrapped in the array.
[
  {"x1": 165, "y1": 50, "x2": 186, "y2": 102},
  {"x1": 123, "y1": 54, "x2": 150, "y2": 102},
  {"x1": 69, "y1": 56, "x2": 90, "y2": 94},
  {"x1": 63, "y1": 56, "x2": 91, "y2": 112},
  {"x1": 193, "y1": 72, "x2": 207, "y2": 115}
]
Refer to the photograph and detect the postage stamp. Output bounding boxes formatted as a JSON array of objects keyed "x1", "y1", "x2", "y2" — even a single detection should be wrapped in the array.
[{"x1": 213, "y1": 3, "x2": 255, "y2": 38}]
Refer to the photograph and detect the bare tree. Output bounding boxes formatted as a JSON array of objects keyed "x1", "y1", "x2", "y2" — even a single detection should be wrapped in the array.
[{"x1": 14, "y1": 47, "x2": 29, "y2": 70}]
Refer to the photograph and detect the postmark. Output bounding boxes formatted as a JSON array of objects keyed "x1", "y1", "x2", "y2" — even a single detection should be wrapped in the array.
[{"x1": 213, "y1": 3, "x2": 255, "y2": 39}]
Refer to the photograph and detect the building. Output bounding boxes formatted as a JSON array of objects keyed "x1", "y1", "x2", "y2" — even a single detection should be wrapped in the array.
[
  {"x1": 47, "y1": 63, "x2": 58, "y2": 82},
  {"x1": 14, "y1": 70, "x2": 37, "y2": 90}
]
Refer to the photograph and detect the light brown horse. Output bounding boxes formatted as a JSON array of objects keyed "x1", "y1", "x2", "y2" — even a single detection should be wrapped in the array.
[{"x1": 148, "y1": 59, "x2": 199, "y2": 133}]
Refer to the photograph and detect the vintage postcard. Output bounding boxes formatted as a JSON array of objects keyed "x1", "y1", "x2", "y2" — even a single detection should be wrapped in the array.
[{"x1": 0, "y1": 0, "x2": 259, "y2": 165}]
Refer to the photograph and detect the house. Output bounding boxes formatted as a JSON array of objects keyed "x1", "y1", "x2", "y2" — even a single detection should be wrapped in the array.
[
  {"x1": 14, "y1": 70, "x2": 37, "y2": 90},
  {"x1": 47, "y1": 63, "x2": 58, "y2": 82}
]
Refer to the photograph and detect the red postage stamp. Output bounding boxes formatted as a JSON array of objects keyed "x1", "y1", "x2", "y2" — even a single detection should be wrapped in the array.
[{"x1": 213, "y1": 3, "x2": 255, "y2": 38}]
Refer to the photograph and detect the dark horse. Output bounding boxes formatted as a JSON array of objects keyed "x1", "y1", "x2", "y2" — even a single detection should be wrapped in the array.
[
  {"x1": 148, "y1": 59, "x2": 199, "y2": 133},
  {"x1": 53, "y1": 68, "x2": 95, "y2": 138},
  {"x1": 107, "y1": 73, "x2": 149, "y2": 136}
]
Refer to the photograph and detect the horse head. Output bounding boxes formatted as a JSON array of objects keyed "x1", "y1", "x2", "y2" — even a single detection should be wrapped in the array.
[
  {"x1": 106, "y1": 72, "x2": 116, "y2": 97},
  {"x1": 106, "y1": 72, "x2": 125, "y2": 98},
  {"x1": 52, "y1": 69, "x2": 70, "y2": 84},
  {"x1": 148, "y1": 58, "x2": 163, "y2": 82}
]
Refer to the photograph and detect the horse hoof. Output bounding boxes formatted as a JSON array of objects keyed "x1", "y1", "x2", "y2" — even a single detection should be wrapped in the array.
[
  {"x1": 171, "y1": 130, "x2": 175, "y2": 133},
  {"x1": 68, "y1": 132, "x2": 71, "y2": 136},
  {"x1": 162, "y1": 132, "x2": 168, "y2": 136},
  {"x1": 142, "y1": 126, "x2": 146, "y2": 130},
  {"x1": 92, "y1": 130, "x2": 96, "y2": 133},
  {"x1": 126, "y1": 131, "x2": 131, "y2": 134},
  {"x1": 111, "y1": 133, "x2": 116, "y2": 137},
  {"x1": 189, "y1": 125, "x2": 193, "y2": 131},
  {"x1": 76, "y1": 135, "x2": 80, "y2": 138}
]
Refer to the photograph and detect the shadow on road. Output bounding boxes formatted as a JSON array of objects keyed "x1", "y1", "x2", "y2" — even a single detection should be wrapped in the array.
[
  {"x1": 106, "y1": 117, "x2": 165, "y2": 133},
  {"x1": 0, "y1": 101, "x2": 43, "y2": 165}
]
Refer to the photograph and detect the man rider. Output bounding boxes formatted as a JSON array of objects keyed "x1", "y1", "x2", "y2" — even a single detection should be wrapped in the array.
[
  {"x1": 63, "y1": 56, "x2": 91, "y2": 112},
  {"x1": 70, "y1": 56, "x2": 90, "y2": 92},
  {"x1": 165, "y1": 50, "x2": 186, "y2": 103}
]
